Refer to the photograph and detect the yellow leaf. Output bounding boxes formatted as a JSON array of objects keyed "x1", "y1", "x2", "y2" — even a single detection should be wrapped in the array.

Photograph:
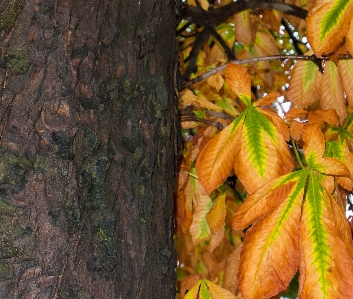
[
  {"x1": 199, "y1": 0, "x2": 209, "y2": 11},
  {"x1": 207, "y1": 73, "x2": 224, "y2": 92},
  {"x1": 180, "y1": 275, "x2": 202, "y2": 299},
  {"x1": 180, "y1": 89, "x2": 223, "y2": 112},
  {"x1": 204, "y1": 280, "x2": 238, "y2": 299},
  {"x1": 185, "y1": 281, "x2": 202, "y2": 299},
  {"x1": 189, "y1": 181, "x2": 213, "y2": 245},
  {"x1": 259, "y1": 108, "x2": 290, "y2": 141}
]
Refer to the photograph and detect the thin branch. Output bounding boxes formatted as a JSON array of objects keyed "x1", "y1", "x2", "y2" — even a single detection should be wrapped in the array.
[
  {"x1": 206, "y1": 110, "x2": 235, "y2": 121},
  {"x1": 281, "y1": 18, "x2": 304, "y2": 55},
  {"x1": 180, "y1": 106, "x2": 234, "y2": 129},
  {"x1": 207, "y1": 26, "x2": 236, "y2": 61},
  {"x1": 181, "y1": 116, "x2": 226, "y2": 130},
  {"x1": 291, "y1": 137, "x2": 304, "y2": 169},
  {"x1": 185, "y1": 29, "x2": 211, "y2": 78},
  {"x1": 183, "y1": 54, "x2": 352, "y2": 88},
  {"x1": 181, "y1": 0, "x2": 308, "y2": 29},
  {"x1": 180, "y1": 0, "x2": 308, "y2": 80}
]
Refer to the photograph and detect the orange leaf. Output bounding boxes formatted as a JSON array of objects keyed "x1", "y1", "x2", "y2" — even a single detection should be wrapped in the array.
[
  {"x1": 234, "y1": 128, "x2": 294, "y2": 194},
  {"x1": 306, "y1": 0, "x2": 353, "y2": 56},
  {"x1": 205, "y1": 280, "x2": 239, "y2": 299},
  {"x1": 299, "y1": 174, "x2": 353, "y2": 298},
  {"x1": 206, "y1": 193, "x2": 227, "y2": 233},
  {"x1": 225, "y1": 64, "x2": 251, "y2": 106},
  {"x1": 196, "y1": 117, "x2": 243, "y2": 194},
  {"x1": 233, "y1": 10, "x2": 253, "y2": 45},
  {"x1": 179, "y1": 275, "x2": 202, "y2": 299},
  {"x1": 259, "y1": 107, "x2": 290, "y2": 141},
  {"x1": 207, "y1": 73, "x2": 224, "y2": 92},
  {"x1": 287, "y1": 52, "x2": 320, "y2": 108},
  {"x1": 176, "y1": 190, "x2": 186, "y2": 225},
  {"x1": 222, "y1": 246, "x2": 242, "y2": 295},
  {"x1": 307, "y1": 108, "x2": 339, "y2": 126},
  {"x1": 329, "y1": 193, "x2": 353, "y2": 258},
  {"x1": 315, "y1": 157, "x2": 351, "y2": 177},
  {"x1": 208, "y1": 227, "x2": 225, "y2": 253},
  {"x1": 319, "y1": 61, "x2": 347, "y2": 124},
  {"x1": 189, "y1": 183, "x2": 213, "y2": 245},
  {"x1": 238, "y1": 182, "x2": 303, "y2": 299},
  {"x1": 302, "y1": 124, "x2": 325, "y2": 160},
  {"x1": 232, "y1": 173, "x2": 300, "y2": 230},
  {"x1": 338, "y1": 59, "x2": 353, "y2": 110},
  {"x1": 254, "y1": 92, "x2": 280, "y2": 107},
  {"x1": 285, "y1": 108, "x2": 308, "y2": 121},
  {"x1": 180, "y1": 89, "x2": 223, "y2": 112},
  {"x1": 290, "y1": 120, "x2": 304, "y2": 141}
]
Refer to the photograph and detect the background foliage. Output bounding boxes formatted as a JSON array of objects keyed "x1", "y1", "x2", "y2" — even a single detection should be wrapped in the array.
[{"x1": 175, "y1": 1, "x2": 353, "y2": 298}]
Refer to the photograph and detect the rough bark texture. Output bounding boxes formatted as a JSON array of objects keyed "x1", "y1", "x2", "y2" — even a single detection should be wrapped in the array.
[{"x1": 0, "y1": 0, "x2": 179, "y2": 298}]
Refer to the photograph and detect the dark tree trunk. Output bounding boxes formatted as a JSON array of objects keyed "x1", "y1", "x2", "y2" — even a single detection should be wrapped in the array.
[{"x1": 0, "y1": 0, "x2": 179, "y2": 298}]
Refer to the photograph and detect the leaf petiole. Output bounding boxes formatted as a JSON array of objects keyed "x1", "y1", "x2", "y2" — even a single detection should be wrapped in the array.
[{"x1": 291, "y1": 137, "x2": 304, "y2": 169}]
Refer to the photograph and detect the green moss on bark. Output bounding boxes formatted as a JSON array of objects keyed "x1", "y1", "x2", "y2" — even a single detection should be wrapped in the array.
[
  {"x1": 0, "y1": 0, "x2": 25, "y2": 33},
  {"x1": 2, "y1": 49, "x2": 30, "y2": 75}
]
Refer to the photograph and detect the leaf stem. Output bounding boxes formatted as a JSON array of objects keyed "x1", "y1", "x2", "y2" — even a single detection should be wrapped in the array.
[
  {"x1": 291, "y1": 137, "x2": 304, "y2": 169},
  {"x1": 188, "y1": 172, "x2": 198, "y2": 179}
]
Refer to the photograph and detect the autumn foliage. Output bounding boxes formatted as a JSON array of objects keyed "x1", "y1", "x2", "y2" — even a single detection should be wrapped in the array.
[{"x1": 176, "y1": 0, "x2": 353, "y2": 298}]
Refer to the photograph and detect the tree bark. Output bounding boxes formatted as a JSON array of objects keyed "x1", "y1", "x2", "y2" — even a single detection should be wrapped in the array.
[{"x1": 0, "y1": 0, "x2": 179, "y2": 298}]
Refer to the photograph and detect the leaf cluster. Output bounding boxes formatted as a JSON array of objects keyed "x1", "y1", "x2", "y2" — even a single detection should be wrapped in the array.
[{"x1": 176, "y1": 1, "x2": 353, "y2": 299}]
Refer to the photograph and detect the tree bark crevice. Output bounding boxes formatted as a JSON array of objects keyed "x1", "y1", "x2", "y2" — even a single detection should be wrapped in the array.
[{"x1": 0, "y1": 0, "x2": 179, "y2": 298}]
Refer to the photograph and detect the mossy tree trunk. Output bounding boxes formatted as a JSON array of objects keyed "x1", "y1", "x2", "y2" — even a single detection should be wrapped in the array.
[{"x1": 0, "y1": 0, "x2": 179, "y2": 298}]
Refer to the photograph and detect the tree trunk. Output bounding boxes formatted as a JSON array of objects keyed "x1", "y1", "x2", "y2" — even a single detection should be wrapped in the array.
[{"x1": 0, "y1": 0, "x2": 179, "y2": 298}]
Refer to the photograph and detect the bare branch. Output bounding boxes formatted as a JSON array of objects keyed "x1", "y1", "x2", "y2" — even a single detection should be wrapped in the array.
[
  {"x1": 181, "y1": 0, "x2": 308, "y2": 28},
  {"x1": 183, "y1": 54, "x2": 353, "y2": 88},
  {"x1": 180, "y1": 107, "x2": 235, "y2": 130},
  {"x1": 180, "y1": 0, "x2": 308, "y2": 79},
  {"x1": 281, "y1": 18, "x2": 305, "y2": 55},
  {"x1": 207, "y1": 26, "x2": 236, "y2": 61}
]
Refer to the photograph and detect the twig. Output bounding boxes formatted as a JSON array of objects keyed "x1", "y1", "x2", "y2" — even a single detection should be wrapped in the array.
[
  {"x1": 186, "y1": 29, "x2": 211, "y2": 78},
  {"x1": 281, "y1": 18, "x2": 304, "y2": 55},
  {"x1": 291, "y1": 137, "x2": 304, "y2": 169},
  {"x1": 181, "y1": 116, "x2": 225, "y2": 130},
  {"x1": 183, "y1": 54, "x2": 352, "y2": 88},
  {"x1": 207, "y1": 26, "x2": 236, "y2": 61}
]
